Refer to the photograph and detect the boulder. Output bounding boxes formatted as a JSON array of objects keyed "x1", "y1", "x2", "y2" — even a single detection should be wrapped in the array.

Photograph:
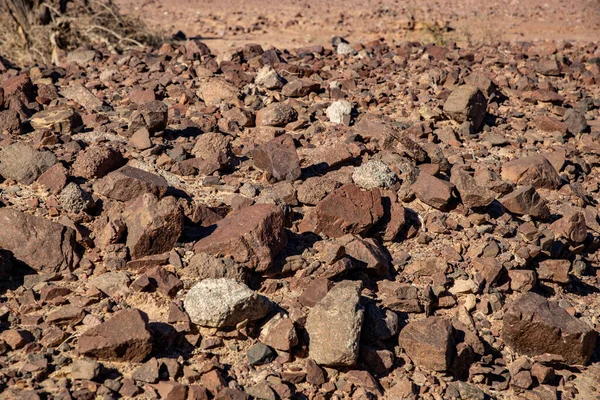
[
  {"x1": 0, "y1": 143, "x2": 57, "y2": 184},
  {"x1": 501, "y1": 155, "x2": 561, "y2": 189},
  {"x1": 398, "y1": 317, "x2": 455, "y2": 372}
]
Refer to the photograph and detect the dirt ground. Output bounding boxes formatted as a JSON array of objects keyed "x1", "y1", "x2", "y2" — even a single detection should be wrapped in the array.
[{"x1": 115, "y1": 0, "x2": 600, "y2": 53}]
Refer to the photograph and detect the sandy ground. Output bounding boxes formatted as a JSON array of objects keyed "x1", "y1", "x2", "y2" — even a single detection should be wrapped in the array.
[{"x1": 115, "y1": 0, "x2": 600, "y2": 53}]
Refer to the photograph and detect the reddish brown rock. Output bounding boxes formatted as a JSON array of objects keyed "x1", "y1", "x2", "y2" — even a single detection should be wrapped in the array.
[
  {"x1": 194, "y1": 204, "x2": 287, "y2": 272},
  {"x1": 255, "y1": 103, "x2": 298, "y2": 127},
  {"x1": 252, "y1": 134, "x2": 301, "y2": 181},
  {"x1": 549, "y1": 211, "x2": 587, "y2": 243},
  {"x1": 537, "y1": 259, "x2": 570, "y2": 283},
  {"x1": 94, "y1": 166, "x2": 169, "y2": 202},
  {"x1": 450, "y1": 165, "x2": 495, "y2": 209},
  {"x1": 0, "y1": 143, "x2": 57, "y2": 184},
  {"x1": 398, "y1": 317, "x2": 455, "y2": 372},
  {"x1": 77, "y1": 308, "x2": 152, "y2": 362},
  {"x1": 36, "y1": 163, "x2": 68, "y2": 194},
  {"x1": 443, "y1": 85, "x2": 487, "y2": 131},
  {"x1": 499, "y1": 185, "x2": 550, "y2": 219},
  {"x1": 502, "y1": 293, "x2": 597, "y2": 365},
  {"x1": 411, "y1": 172, "x2": 454, "y2": 210},
  {"x1": 122, "y1": 194, "x2": 183, "y2": 259},
  {"x1": 0, "y1": 208, "x2": 78, "y2": 273},
  {"x1": 281, "y1": 79, "x2": 320, "y2": 97},
  {"x1": 71, "y1": 146, "x2": 125, "y2": 179},
  {"x1": 0, "y1": 109, "x2": 22, "y2": 135},
  {"x1": 501, "y1": 155, "x2": 561, "y2": 189},
  {"x1": 260, "y1": 316, "x2": 298, "y2": 351},
  {"x1": 300, "y1": 184, "x2": 384, "y2": 238}
]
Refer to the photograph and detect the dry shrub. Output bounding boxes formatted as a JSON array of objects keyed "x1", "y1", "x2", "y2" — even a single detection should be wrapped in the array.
[{"x1": 0, "y1": 0, "x2": 162, "y2": 65}]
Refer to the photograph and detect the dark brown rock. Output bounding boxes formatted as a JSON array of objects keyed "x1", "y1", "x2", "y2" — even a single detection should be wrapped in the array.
[
  {"x1": 499, "y1": 185, "x2": 550, "y2": 219},
  {"x1": 94, "y1": 166, "x2": 169, "y2": 202},
  {"x1": 398, "y1": 317, "x2": 455, "y2": 372},
  {"x1": 443, "y1": 85, "x2": 487, "y2": 131},
  {"x1": 252, "y1": 134, "x2": 301, "y2": 181},
  {"x1": 502, "y1": 293, "x2": 597, "y2": 365},
  {"x1": 501, "y1": 155, "x2": 561, "y2": 189}
]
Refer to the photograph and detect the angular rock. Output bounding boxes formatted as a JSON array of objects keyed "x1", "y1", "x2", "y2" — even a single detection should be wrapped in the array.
[
  {"x1": 549, "y1": 211, "x2": 587, "y2": 243},
  {"x1": 352, "y1": 160, "x2": 397, "y2": 190},
  {"x1": 252, "y1": 134, "x2": 301, "y2": 181},
  {"x1": 94, "y1": 166, "x2": 169, "y2": 202},
  {"x1": 260, "y1": 316, "x2": 298, "y2": 351},
  {"x1": 71, "y1": 146, "x2": 125, "y2": 179},
  {"x1": 411, "y1": 172, "x2": 454, "y2": 210},
  {"x1": 300, "y1": 184, "x2": 384, "y2": 238},
  {"x1": 0, "y1": 109, "x2": 22, "y2": 135},
  {"x1": 563, "y1": 109, "x2": 588, "y2": 134},
  {"x1": 443, "y1": 85, "x2": 487, "y2": 131},
  {"x1": 122, "y1": 194, "x2": 183, "y2": 259},
  {"x1": 499, "y1": 185, "x2": 550, "y2": 219},
  {"x1": 0, "y1": 143, "x2": 57, "y2": 184},
  {"x1": 198, "y1": 79, "x2": 238, "y2": 106},
  {"x1": 193, "y1": 204, "x2": 287, "y2": 272},
  {"x1": 502, "y1": 293, "x2": 597, "y2": 365},
  {"x1": 183, "y1": 278, "x2": 271, "y2": 328},
  {"x1": 450, "y1": 165, "x2": 495, "y2": 208},
  {"x1": 398, "y1": 317, "x2": 455, "y2": 372},
  {"x1": 59, "y1": 182, "x2": 94, "y2": 213},
  {"x1": 60, "y1": 83, "x2": 105, "y2": 111},
  {"x1": 0, "y1": 208, "x2": 78, "y2": 273},
  {"x1": 78, "y1": 308, "x2": 152, "y2": 362},
  {"x1": 305, "y1": 281, "x2": 364, "y2": 366},
  {"x1": 255, "y1": 103, "x2": 297, "y2": 127},
  {"x1": 537, "y1": 259, "x2": 570, "y2": 283},
  {"x1": 281, "y1": 79, "x2": 320, "y2": 97},
  {"x1": 501, "y1": 155, "x2": 561, "y2": 189},
  {"x1": 255, "y1": 66, "x2": 284, "y2": 90},
  {"x1": 326, "y1": 100, "x2": 352, "y2": 124},
  {"x1": 30, "y1": 106, "x2": 82, "y2": 134}
]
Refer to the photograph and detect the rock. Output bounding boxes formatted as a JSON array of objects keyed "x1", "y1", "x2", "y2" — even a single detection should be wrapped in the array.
[
  {"x1": 246, "y1": 343, "x2": 276, "y2": 365},
  {"x1": 361, "y1": 302, "x2": 399, "y2": 343},
  {"x1": 300, "y1": 184, "x2": 384, "y2": 238},
  {"x1": 154, "y1": 381, "x2": 188, "y2": 400},
  {"x1": 71, "y1": 146, "x2": 125, "y2": 179},
  {"x1": 0, "y1": 143, "x2": 57, "y2": 184},
  {"x1": 132, "y1": 358, "x2": 160, "y2": 383},
  {"x1": 255, "y1": 66, "x2": 284, "y2": 89},
  {"x1": 352, "y1": 160, "x2": 397, "y2": 190},
  {"x1": 198, "y1": 78, "x2": 239, "y2": 106},
  {"x1": 450, "y1": 165, "x2": 495, "y2": 208},
  {"x1": 297, "y1": 176, "x2": 339, "y2": 205},
  {"x1": 537, "y1": 259, "x2": 570, "y2": 283},
  {"x1": 252, "y1": 134, "x2": 301, "y2": 181},
  {"x1": 509, "y1": 269, "x2": 537, "y2": 292},
  {"x1": 342, "y1": 235, "x2": 391, "y2": 275},
  {"x1": 89, "y1": 272, "x2": 130, "y2": 299},
  {"x1": 60, "y1": 83, "x2": 105, "y2": 111},
  {"x1": 563, "y1": 109, "x2": 588, "y2": 134},
  {"x1": 260, "y1": 316, "x2": 298, "y2": 351},
  {"x1": 78, "y1": 308, "x2": 153, "y2": 362},
  {"x1": 305, "y1": 281, "x2": 364, "y2": 366},
  {"x1": 130, "y1": 100, "x2": 168, "y2": 133},
  {"x1": 29, "y1": 106, "x2": 82, "y2": 134},
  {"x1": 183, "y1": 278, "x2": 271, "y2": 328},
  {"x1": 535, "y1": 59, "x2": 561, "y2": 76},
  {"x1": 464, "y1": 72, "x2": 496, "y2": 97},
  {"x1": 185, "y1": 253, "x2": 247, "y2": 283},
  {"x1": 411, "y1": 171, "x2": 454, "y2": 210},
  {"x1": 37, "y1": 163, "x2": 68, "y2": 194},
  {"x1": 443, "y1": 85, "x2": 487, "y2": 131},
  {"x1": 94, "y1": 166, "x2": 169, "y2": 202},
  {"x1": 326, "y1": 100, "x2": 352, "y2": 124},
  {"x1": 0, "y1": 208, "x2": 78, "y2": 273},
  {"x1": 501, "y1": 155, "x2": 561, "y2": 189},
  {"x1": 122, "y1": 194, "x2": 183, "y2": 259},
  {"x1": 398, "y1": 317, "x2": 455, "y2": 372},
  {"x1": 59, "y1": 182, "x2": 94, "y2": 213},
  {"x1": 549, "y1": 211, "x2": 587, "y2": 243},
  {"x1": 145, "y1": 266, "x2": 183, "y2": 297},
  {"x1": 281, "y1": 79, "x2": 320, "y2": 97},
  {"x1": 129, "y1": 127, "x2": 152, "y2": 150},
  {"x1": 193, "y1": 204, "x2": 287, "y2": 272},
  {"x1": 499, "y1": 185, "x2": 550, "y2": 219},
  {"x1": 71, "y1": 359, "x2": 100, "y2": 381},
  {"x1": 0, "y1": 109, "x2": 22, "y2": 134},
  {"x1": 0, "y1": 329, "x2": 32, "y2": 349},
  {"x1": 256, "y1": 103, "x2": 297, "y2": 127},
  {"x1": 502, "y1": 293, "x2": 597, "y2": 365}
]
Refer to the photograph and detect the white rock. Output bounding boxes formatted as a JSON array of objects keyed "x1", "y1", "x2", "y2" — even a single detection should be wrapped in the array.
[
  {"x1": 337, "y1": 43, "x2": 355, "y2": 55},
  {"x1": 326, "y1": 100, "x2": 352, "y2": 124},
  {"x1": 183, "y1": 278, "x2": 271, "y2": 328},
  {"x1": 255, "y1": 66, "x2": 284, "y2": 90},
  {"x1": 352, "y1": 160, "x2": 397, "y2": 190}
]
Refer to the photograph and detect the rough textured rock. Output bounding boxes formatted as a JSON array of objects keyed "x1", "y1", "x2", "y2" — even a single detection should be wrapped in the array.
[
  {"x1": 450, "y1": 165, "x2": 495, "y2": 208},
  {"x1": 499, "y1": 185, "x2": 550, "y2": 219},
  {"x1": 352, "y1": 160, "x2": 397, "y2": 190},
  {"x1": 0, "y1": 143, "x2": 57, "y2": 184},
  {"x1": 252, "y1": 134, "x2": 301, "y2": 181},
  {"x1": 411, "y1": 172, "x2": 454, "y2": 210},
  {"x1": 94, "y1": 166, "x2": 169, "y2": 201},
  {"x1": 300, "y1": 184, "x2": 384, "y2": 238},
  {"x1": 326, "y1": 100, "x2": 352, "y2": 124},
  {"x1": 443, "y1": 85, "x2": 487, "y2": 131},
  {"x1": 305, "y1": 281, "x2": 364, "y2": 366},
  {"x1": 59, "y1": 183, "x2": 94, "y2": 213},
  {"x1": 502, "y1": 293, "x2": 597, "y2": 365},
  {"x1": 0, "y1": 208, "x2": 78, "y2": 273},
  {"x1": 501, "y1": 155, "x2": 561, "y2": 189},
  {"x1": 78, "y1": 308, "x2": 152, "y2": 362},
  {"x1": 71, "y1": 146, "x2": 125, "y2": 179},
  {"x1": 30, "y1": 106, "x2": 82, "y2": 134},
  {"x1": 122, "y1": 194, "x2": 183, "y2": 259},
  {"x1": 193, "y1": 204, "x2": 287, "y2": 272},
  {"x1": 255, "y1": 103, "x2": 298, "y2": 127},
  {"x1": 183, "y1": 278, "x2": 271, "y2": 328},
  {"x1": 398, "y1": 317, "x2": 455, "y2": 372}
]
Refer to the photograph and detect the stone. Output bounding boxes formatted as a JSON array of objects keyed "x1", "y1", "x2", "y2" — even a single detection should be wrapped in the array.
[
  {"x1": 450, "y1": 165, "x2": 495, "y2": 208},
  {"x1": 502, "y1": 293, "x2": 597, "y2": 365},
  {"x1": 342, "y1": 235, "x2": 391, "y2": 275},
  {"x1": 30, "y1": 106, "x2": 82, "y2": 134},
  {"x1": 398, "y1": 317, "x2": 455, "y2": 372},
  {"x1": 94, "y1": 166, "x2": 169, "y2": 202},
  {"x1": 0, "y1": 110, "x2": 22, "y2": 134},
  {"x1": 299, "y1": 278, "x2": 331, "y2": 308},
  {"x1": 185, "y1": 253, "x2": 247, "y2": 283},
  {"x1": 183, "y1": 278, "x2": 271, "y2": 328},
  {"x1": 132, "y1": 358, "x2": 160, "y2": 383},
  {"x1": 464, "y1": 72, "x2": 496, "y2": 97},
  {"x1": 60, "y1": 83, "x2": 105, "y2": 111},
  {"x1": 71, "y1": 359, "x2": 100, "y2": 381},
  {"x1": 246, "y1": 343, "x2": 276, "y2": 365},
  {"x1": 300, "y1": 184, "x2": 384, "y2": 238},
  {"x1": 0, "y1": 143, "x2": 57, "y2": 184},
  {"x1": 59, "y1": 183, "x2": 94, "y2": 213},
  {"x1": 133, "y1": 100, "x2": 168, "y2": 133},
  {"x1": 537, "y1": 259, "x2": 570, "y2": 283},
  {"x1": 193, "y1": 204, "x2": 287, "y2": 272},
  {"x1": 0, "y1": 208, "x2": 78, "y2": 273},
  {"x1": 549, "y1": 211, "x2": 587, "y2": 243},
  {"x1": 46, "y1": 305, "x2": 85, "y2": 326},
  {"x1": 501, "y1": 155, "x2": 561, "y2": 189},
  {"x1": 154, "y1": 381, "x2": 188, "y2": 400},
  {"x1": 326, "y1": 100, "x2": 352, "y2": 124},
  {"x1": 297, "y1": 176, "x2": 339, "y2": 205},
  {"x1": 255, "y1": 103, "x2": 297, "y2": 127},
  {"x1": 146, "y1": 266, "x2": 183, "y2": 297},
  {"x1": 535, "y1": 59, "x2": 561, "y2": 76},
  {"x1": 129, "y1": 127, "x2": 152, "y2": 150},
  {"x1": 89, "y1": 272, "x2": 130, "y2": 299},
  {"x1": 252, "y1": 134, "x2": 301, "y2": 181},
  {"x1": 411, "y1": 171, "x2": 454, "y2": 210},
  {"x1": 563, "y1": 109, "x2": 588, "y2": 134},
  {"x1": 336, "y1": 42, "x2": 355, "y2": 55},
  {"x1": 281, "y1": 79, "x2": 320, "y2": 97},
  {"x1": 305, "y1": 281, "x2": 364, "y2": 366},
  {"x1": 499, "y1": 185, "x2": 550, "y2": 219},
  {"x1": 509, "y1": 269, "x2": 537, "y2": 292},
  {"x1": 361, "y1": 302, "x2": 399, "y2": 343},
  {"x1": 122, "y1": 194, "x2": 183, "y2": 259},
  {"x1": 352, "y1": 160, "x2": 397, "y2": 190},
  {"x1": 260, "y1": 316, "x2": 298, "y2": 351},
  {"x1": 198, "y1": 79, "x2": 239, "y2": 106},
  {"x1": 78, "y1": 308, "x2": 152, "y2": 362},
  {"x1": 0, "y1": 329, "x2": 32, "y2": 349},
  {"x1": 71, "y1": 146, "x2": 125, "y2": 179},
  {"x1": 443, "y1": 85, "x2": 487, "y2": 131},
  {"x1": 255, "y1": 66, "x2": 284, "y2": 89},
  {"x1": 37, "y1": 163, "x2": 68, "y2": 194}
]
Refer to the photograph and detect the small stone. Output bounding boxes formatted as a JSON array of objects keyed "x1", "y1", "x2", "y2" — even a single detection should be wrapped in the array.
[
  {"x1": 450, "y1": 165, "x2": 495, "y2": 208},
  {"x1": 256, "y1": 103, "x2": 297, "y2": 127},
  {"x1": 398, "y1": 317, "x2": 455, "y2": 372},
  {"x1": 94, "y1": 166, "x2": 169, "y2": 202},
  {"x1": 71, "y1": 359, "x2": 100, "y2": 381},
  {"x1": 59, "y1": 183, "x2": 94, "y2": 213},
  {"x1": 252, "y1": 134, "x2": 301, "y2": 181},
  {"x1": 352, "y1": 160, "x2": 397, "y2": 190},
  {"x1": 0, "y1": 143, "x2": 57, "y2": 184},
  {"x1": 411, "y1": 172, "x2": 454, "y2": 210},
  {"x1": 443, "y1": 85, "x2": 487, "y2": 131},
  {"x1": 281, "y1": 79, "x2": 320, "y2": 97},
  {"x1": 132, "y1": 358, "x2": 160, "y2": 383},
  {"x1": 30, "y1": 106, "x2": 82, "y2": 134},
  {"x1": 255, "y1": 66, "x2": 284, "y2": 90},
  {"x1": 501, "y1": 155, "x2": 561, "y2": 189},
  {"x1": 260, "y1": 316, "x2": 298, "y2": 351},
  {"x1": 72, "y1": 146, "x2": 125, "y2": 179},
  {"x1": 246, "y1": 343, "x2": 276, "y2": 365},
  {"x1": 500, "y1": 185, "x2": 550, "y2": 219},
  {"x1": 326, "y1": 100, "x2": 352, "y2": 124}
]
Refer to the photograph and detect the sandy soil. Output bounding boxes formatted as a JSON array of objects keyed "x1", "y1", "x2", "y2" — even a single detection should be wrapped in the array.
[{"x1": 115, "y1": 0, "x2": 600, "y2": 53}]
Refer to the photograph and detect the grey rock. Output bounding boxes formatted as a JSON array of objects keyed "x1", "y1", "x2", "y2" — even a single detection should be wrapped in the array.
[
  {"x1": 352, "y1": 160, "x2": 397, "y2": 190},
  {"x1": 326, "y1": 100, "x2": 352, "y2": 124},
  {"x1": 246, "y1": 343, "x2": 276, "y2": 366},
  {"x1": 0, "y1": 143, "x2": 57, "y2": 184},
  {"x1": 443, "y1": 85, "x2": 487, "y2": 131},
  {"x1": 59, "y1": 183, "x2": 94, "y2": 213},
  {"x1": 71, "y1": 358, "x2": 100, "y2": 381}
]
